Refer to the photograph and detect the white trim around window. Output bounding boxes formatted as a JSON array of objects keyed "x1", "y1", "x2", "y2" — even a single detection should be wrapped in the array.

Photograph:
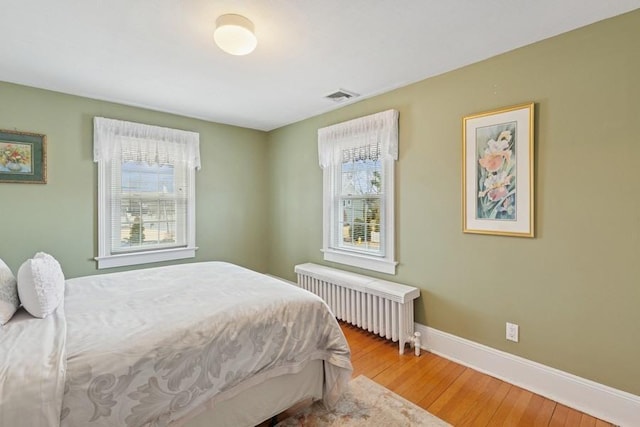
[
  {"x1": 93, "y1": 117, "x2": 200, "y2": 269},
  {"x1": 318, "y1": 109, "x2": 399, "y2": 275}
]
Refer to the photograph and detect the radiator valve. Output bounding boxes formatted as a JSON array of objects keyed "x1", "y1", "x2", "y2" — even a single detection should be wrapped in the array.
[{"x1": 412, "y1": 331, "x2": 421, "y2": 356}]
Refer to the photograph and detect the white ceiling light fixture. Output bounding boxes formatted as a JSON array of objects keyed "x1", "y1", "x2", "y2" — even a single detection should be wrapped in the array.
[{"x1": 214, "y1": 14, "x2": 257, "y2": 56}]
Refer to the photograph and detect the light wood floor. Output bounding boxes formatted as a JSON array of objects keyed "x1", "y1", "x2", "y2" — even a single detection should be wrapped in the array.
[{"x1": 341, "y1": 322, "x2": 614, "y2": 426}]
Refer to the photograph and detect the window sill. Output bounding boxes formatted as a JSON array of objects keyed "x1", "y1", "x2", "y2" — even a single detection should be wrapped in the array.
[
  {"x1": 95, "y1": 247, "x2": 197, "y2": 269},
  {"x1": 322, "y1": 248, "x2": 397, "y2": 275}
]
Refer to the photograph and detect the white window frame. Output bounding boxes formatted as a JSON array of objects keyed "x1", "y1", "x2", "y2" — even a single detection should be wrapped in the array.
[
  {"x1": 93, "y1": 117, "x2": 200, "y2": 269},
  {"x1": 318, "y1": 109, "x2": 398, "y2": 275}
]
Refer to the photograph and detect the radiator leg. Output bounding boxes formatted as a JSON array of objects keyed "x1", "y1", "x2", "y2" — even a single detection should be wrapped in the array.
[
  {"x1": 398, "y1": 311, "x2": 406, "y2": 355},
  {"x1": 413, "y1": 331, "x2": 422, "y2": 356}
]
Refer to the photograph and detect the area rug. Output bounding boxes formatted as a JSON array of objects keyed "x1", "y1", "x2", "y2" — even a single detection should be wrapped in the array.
[{"x1": 276, "y1": 375, "x2": 451, "y2": 426}]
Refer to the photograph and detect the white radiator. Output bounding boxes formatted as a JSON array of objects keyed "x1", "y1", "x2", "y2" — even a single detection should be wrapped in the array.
[{"x1": 294, "y1": 263, "x2": 420, "y2": 355}]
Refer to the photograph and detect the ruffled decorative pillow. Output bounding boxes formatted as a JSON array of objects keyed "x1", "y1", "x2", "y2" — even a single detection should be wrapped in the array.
[
  {"x1": 17, "y1": 252, "x2": 65, "y2": 319},
  {"x1": 0, "y1": 258, "x2": 19, "y2": 325}
]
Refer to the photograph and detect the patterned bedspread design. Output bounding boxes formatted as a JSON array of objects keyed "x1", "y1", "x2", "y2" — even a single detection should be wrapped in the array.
[{"x1": 60, "y1": 262, "x2": 352, "y2": 427}]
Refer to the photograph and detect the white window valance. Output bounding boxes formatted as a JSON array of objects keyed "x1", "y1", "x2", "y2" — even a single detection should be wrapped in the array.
[
  {"x1": 317, "y1": 109, "x2": 399, "y2": 169},
  {"x1": 93, "y1": 117, "x2": 201, "y2": 170}
]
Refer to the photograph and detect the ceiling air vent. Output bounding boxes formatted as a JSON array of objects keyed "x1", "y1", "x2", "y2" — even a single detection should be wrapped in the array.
[{"x1": 325, "y1": 89, "x2": 359, "y2": 103}]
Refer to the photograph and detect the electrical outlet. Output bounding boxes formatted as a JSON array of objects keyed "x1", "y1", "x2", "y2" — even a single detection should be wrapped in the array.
[{"x1": 506, "y1": 322, "x2": 519, "y2": 342}]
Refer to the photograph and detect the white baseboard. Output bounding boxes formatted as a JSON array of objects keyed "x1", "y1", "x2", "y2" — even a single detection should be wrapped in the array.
[{"x1": 415, "y1": 323, "x2": 640, "y2": 427}]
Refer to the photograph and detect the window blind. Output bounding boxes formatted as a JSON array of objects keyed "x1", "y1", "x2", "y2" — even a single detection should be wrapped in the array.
[
  {"x1": 337, "y1": 142, "x2": 384, "y2": 255},
  {"x1": 110, "y1": 160, "x2": 188, "y2": 254}
]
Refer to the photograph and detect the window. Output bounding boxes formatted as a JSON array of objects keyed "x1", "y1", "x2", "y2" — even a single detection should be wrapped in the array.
[
  {"x1": 318, "y1": 109, "x2": 398, "y2": 274},
  {"x1": 93, "y1": 117, "x2": 200, "y2": 269}
]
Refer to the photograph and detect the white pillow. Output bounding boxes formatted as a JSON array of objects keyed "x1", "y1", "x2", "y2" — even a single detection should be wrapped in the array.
[
  {"x1": 17, "y1": 252, "x2": 65, "y2": 319},
  {"x1": 0, "y1": 258, "x2": 19, "y2": 325}
]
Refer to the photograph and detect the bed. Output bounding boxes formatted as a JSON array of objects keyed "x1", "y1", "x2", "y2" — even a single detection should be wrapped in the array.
[{"x1": 0, "y1": 261, "x2": 352, "y2": 427}]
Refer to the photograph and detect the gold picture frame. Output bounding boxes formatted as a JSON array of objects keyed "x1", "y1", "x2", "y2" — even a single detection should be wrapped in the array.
[
  {"x1": 462, "y1": 103, "x2": 534, "y2": 237},
  {"x1": 0, "y1": 129, "x2": 47, "y2": 184}
]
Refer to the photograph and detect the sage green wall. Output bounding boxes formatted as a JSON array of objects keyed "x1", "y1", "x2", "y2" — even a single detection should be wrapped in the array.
[
  {"x1": 266, "y1": 10, "x2": 640, "y2": 395},
  {"x1": 1, "y1": 9, "x2": 638, "y2": 398},
  {"x1": 0, "y1": 83, "x2": 270, "y2": 278}
]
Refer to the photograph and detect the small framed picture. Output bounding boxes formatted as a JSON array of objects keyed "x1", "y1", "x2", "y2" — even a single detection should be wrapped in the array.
[
  {"x1": 0, "y1": 129, "x2": 47, "y2": 184},
  {"x1": 462, "y1": 103, "x2": 534, "y2": 237}
]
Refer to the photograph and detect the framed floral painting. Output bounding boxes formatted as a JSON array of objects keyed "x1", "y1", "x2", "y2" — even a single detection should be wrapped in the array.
[
  {"x1": 0, "y1": 129, "x2": 47, "y2": 184},
  {"x1": 462, "y1": 103, "x2": 534, "y2": 237}
]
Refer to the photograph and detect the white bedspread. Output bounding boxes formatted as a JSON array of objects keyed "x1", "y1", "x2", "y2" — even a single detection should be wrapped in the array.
[
  {"x1": 59, "y1": 262, "x2": 352, "y2": 427},
  {"x1": 0, "y1": 262, "x2": 351, "y2": 427},
  {"x1": 0, "y1": 304, "x2": 67, "y2": 427}
]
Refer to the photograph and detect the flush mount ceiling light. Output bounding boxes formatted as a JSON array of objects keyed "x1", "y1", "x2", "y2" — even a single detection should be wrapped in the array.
[{"x1": 214, "y1": 14, "x2": 257, "y2": 56}]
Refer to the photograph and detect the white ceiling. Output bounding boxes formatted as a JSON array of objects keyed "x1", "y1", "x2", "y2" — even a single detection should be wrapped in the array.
[{"x1": 2, "y1": 1, "x2": 639, "y2": 131}]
